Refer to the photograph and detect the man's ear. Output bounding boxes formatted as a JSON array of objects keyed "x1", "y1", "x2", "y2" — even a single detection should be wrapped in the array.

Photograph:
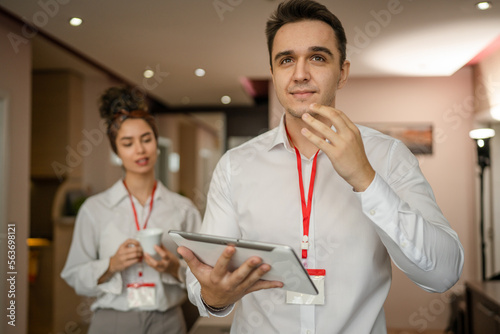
[
  {"x1": 270, "y1": 66, "x2": 275, "y2": 87},
  {"x1": 337, "y1": 60, "x2": 350, "y2": 89}
]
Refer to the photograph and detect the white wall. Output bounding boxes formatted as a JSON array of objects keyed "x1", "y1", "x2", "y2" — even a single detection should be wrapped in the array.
[{"x1": 0, "y1": 15, "x2": 32, "y2": 334}]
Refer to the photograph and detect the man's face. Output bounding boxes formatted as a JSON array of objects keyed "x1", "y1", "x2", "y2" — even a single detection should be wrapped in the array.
[{"x1": 270, "y1": 20, "x2": 349, "y2": 119}]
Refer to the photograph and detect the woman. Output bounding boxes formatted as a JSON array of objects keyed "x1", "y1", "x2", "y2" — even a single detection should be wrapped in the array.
[{"x1": 61, "y1": 87, "x2": 201, "y2": 334}]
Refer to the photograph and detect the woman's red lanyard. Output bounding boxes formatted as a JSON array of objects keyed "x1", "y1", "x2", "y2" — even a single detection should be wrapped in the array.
[
  {"x1": 123, "y1": 180, "x2": 157, "y2": 279},
  {"x1": 285, "y1": 125, "x2": 319, "y2": 260},
  {"x1": 122, "y1": 180, "x2": 157, "y2": 231}
]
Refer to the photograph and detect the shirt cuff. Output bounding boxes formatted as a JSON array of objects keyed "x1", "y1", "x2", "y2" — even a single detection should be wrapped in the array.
[
  {"x1": 94, "y1": 258, "x2": 122, "y2": 295},
  {"x1": 204, "y1": 301, "x2": 235, "y2": 317},
  {"x1": 188, "y1": 278, "x2": 234, "y2": 317},
  {"x1": 355, "y1": 173, "x2": 399, "y2": 225}
]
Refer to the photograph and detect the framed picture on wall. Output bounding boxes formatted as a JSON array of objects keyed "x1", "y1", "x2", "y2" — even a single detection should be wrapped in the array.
[{"x1": 363, "y1": 123, "x2": 433, "y2": 155}]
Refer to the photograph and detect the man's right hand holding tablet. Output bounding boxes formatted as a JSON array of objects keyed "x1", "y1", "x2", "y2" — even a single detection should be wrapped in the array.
[{"x1": 178, "y1": 245, "x2": 284, "y2": 309}]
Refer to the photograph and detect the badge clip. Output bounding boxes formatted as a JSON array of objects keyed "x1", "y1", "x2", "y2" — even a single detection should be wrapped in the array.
[{"x1": 301, "y1": 235, "x2": 309, "y2": 250}]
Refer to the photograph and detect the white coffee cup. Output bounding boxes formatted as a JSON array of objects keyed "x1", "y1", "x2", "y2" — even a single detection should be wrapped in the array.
[{"x1": 136, "y1": 228, "x2": 163, "y2": 259}]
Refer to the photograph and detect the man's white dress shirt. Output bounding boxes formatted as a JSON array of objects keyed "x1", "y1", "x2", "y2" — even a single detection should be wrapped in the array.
[
  {"x1": 61, "y1": 180, "x2": 201, "y2": 312},
  {"x1": 186, "y1": 116, "x2": 464, "y2": 334}
]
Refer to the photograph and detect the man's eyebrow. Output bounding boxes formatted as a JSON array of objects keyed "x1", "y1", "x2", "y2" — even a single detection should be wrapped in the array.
[
  {"x1": 273, "y1": 50, "x2": 294, "y2": 63},
  {"x1": 310, "y1": 46, "x2": 333, "y2": 57}
]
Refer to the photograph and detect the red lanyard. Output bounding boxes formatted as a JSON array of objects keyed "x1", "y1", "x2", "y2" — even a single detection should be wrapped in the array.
[
  {"x1": 123, "y1": 180, "x2": 157, "y2": 231},
  {"x1": 285, "y1": 125, "x2": 319, "y2": 259}
]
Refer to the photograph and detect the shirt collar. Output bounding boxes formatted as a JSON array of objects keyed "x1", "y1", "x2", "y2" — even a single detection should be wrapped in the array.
[
  {"x1": 268, "y1": 114, "x2": 330, "y2": 160},
  {"x1": 268, "y1": 114, "x2": 294, "y2": 152}
]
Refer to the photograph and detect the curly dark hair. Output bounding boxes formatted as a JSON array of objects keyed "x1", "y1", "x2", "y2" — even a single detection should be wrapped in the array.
[
  {"x1": 265, "y1": 0, "x2": 347, "y2": 69},
  {"x1": 99, "y1": 86, "x2": 158, "y2": 154}
]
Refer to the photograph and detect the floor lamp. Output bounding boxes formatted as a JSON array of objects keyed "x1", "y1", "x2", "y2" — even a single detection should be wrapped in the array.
[{"x1": 469, "y1": 128, "x2": 495, "y2": 281}]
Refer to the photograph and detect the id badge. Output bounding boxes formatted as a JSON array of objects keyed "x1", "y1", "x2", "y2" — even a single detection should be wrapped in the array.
[
  {"x1": 127, "y1": 282, "x2": 157, "y2": 308},
  {"x1": 286, "y1": 269, "x2": 325, "y2": 305}
]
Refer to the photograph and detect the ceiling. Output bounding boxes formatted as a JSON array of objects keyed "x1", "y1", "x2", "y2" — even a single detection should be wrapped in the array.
[{"x1": 1, "y1": 0, "x2": 500, "y2": 108}]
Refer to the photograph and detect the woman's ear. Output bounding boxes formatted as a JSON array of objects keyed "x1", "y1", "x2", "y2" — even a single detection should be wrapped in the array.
[{"x1": 111, "y1": 151, "x2": 122, "y2": 166}]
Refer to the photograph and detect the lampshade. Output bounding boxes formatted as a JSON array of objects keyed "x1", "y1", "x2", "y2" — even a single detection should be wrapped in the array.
[{"x1": 469, "y1": 128, "x2": 495, "y2": 140}]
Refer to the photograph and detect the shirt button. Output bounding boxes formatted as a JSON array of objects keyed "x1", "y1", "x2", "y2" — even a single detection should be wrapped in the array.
[
  {"x1": 369, "y1": 209, "x2": 376, "y2": 216},
  {"x1": 401, "y1": 242, "x2": 408, "y2": 248},
  {"x1": 306, "y1": 330, "x2": 311, "y2": 334}
]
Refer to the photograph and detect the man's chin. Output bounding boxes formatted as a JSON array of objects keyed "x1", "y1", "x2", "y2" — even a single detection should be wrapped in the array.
[
  {"x1": 287, "y1": 107, "x2": 317, "y2": 119},
  {"x1": 287, "y1": 109, "x2": 305, "y2": 119}
]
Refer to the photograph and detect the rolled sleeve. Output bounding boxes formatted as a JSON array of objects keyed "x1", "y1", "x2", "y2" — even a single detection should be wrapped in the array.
[{"x1": 94, "y1": 259, "x2": 122, "y2": 295}]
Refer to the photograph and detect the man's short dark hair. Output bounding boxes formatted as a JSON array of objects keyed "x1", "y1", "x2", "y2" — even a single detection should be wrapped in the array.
[{"x1": 265, "y1": 0, "x2": 347, "y2": 68}]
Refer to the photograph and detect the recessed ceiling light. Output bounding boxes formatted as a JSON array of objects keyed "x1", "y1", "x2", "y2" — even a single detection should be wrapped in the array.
[
  {"x1": 195, "y1": 68, "x2": 206, "y2": 77},
  {"x1": 143, "y1": 69, "x2": 154, "y2": 78},
  {"x1": 221, "y1": 95, "x2": 231, "y2": 104},
  {"x1": 476, "y1": 2, "x2": 492, "y2": 10},
  {"x1": 69, "y1": 17, "x2": 83, "y2": 26}
]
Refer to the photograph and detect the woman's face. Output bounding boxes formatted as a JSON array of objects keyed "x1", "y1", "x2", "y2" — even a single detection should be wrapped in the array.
[{"x1": 115, "y1": 118, "x2": 158, "y2": 176}]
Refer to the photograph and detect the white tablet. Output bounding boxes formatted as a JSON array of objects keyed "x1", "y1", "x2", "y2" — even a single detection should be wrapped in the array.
[{"x1": 169, "y1": 230, "x2": 318, "y2": 295}]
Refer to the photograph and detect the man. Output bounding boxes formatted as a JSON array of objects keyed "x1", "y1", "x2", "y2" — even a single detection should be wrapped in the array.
[{"x1": 178, "y1": 0, "x2": 464, "y2": 333}]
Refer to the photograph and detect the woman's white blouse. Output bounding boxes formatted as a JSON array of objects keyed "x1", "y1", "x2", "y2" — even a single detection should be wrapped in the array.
[{"x1": 61, "y1": 180, "x2": 202, "y2": 312}]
